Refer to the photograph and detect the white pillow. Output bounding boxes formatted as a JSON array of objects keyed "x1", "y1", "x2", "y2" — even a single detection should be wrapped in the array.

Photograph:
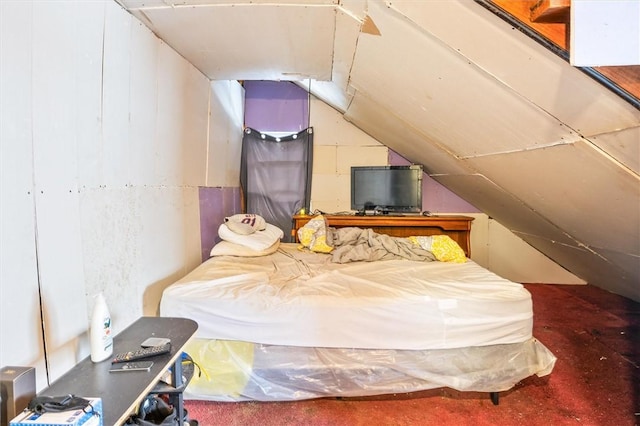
[
  {"x1": 210, "y1": 240, "x2": 280, "y2": 257},
  {"x1": 218, "y1": 222, "x2": 284, "y2": 251}
]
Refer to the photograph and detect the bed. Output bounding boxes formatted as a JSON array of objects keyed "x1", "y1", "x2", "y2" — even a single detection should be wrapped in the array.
[{"x1": 160, "y1": 214, "x2": 556, "y2": 404}]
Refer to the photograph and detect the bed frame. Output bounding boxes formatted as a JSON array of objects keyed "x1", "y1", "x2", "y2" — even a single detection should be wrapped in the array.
[{"x1": 292, "y1": 214, "x2": 474, "y2": 257}]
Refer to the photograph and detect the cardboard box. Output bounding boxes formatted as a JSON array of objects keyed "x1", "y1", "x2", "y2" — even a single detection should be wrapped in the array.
[{"x1": 9, "y1": 398, "x2": 102, "y2": 426}]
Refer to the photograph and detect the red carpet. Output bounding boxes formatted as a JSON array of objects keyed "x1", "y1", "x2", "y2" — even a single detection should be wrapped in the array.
[{"x1": 184, "y1": 284, "x2": 639, "y2": 425}]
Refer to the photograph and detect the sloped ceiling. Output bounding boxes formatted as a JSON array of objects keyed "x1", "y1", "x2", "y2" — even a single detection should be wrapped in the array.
[{"x1": 118, "y1": 0, "x2": 640, "y2": 302}]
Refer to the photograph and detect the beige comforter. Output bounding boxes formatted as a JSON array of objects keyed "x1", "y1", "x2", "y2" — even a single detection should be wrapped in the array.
[{"x1": 329, "y1": 227, "x2": 436, "y2": 263}]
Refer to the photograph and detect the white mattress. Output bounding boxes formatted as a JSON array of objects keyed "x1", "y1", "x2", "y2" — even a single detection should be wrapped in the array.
[{"x1": 160, "y1": 244, "x2": 533, "y2": 350}]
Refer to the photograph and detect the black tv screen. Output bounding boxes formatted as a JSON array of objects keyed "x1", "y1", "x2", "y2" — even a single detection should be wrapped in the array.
[{"x1": 351, "y1": 165, "x2": 423, "y2": 213}]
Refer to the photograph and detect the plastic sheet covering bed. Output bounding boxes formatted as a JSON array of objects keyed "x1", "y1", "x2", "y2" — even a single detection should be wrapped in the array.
[
  {"x1": 182, "y1": 338, "x2": 557, "y2": 402},
  {"x1": 160, "y1": 244, "x2": 534, "y2": 350}
]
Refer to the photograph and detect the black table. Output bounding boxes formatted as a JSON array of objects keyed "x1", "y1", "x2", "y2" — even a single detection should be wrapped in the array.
[{"x1": 39, "y1": 316, "x2": 198, "y2": 425}]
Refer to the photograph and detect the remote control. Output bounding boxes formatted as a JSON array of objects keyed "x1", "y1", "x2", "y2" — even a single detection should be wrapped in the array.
[
  {"x1": 112, "y1": 342, "x2": 171, "y2": 364},
  {"x1": 109, "y1": 361, "x2": 154, "y2": 372}
]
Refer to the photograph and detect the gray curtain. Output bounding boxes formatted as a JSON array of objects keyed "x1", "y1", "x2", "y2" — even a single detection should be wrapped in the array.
[{"x1": 240, "y1": 127, "x2": 313, "y2": 242}]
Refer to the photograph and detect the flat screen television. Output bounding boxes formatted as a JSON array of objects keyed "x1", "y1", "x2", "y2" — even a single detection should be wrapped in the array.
[{"x1": 350, "y1": 165, "x2": 423, "y2": 213}]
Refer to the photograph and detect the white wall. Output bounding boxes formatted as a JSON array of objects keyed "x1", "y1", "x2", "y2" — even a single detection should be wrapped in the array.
[
  {"x1": 207, "y1": 80, "x2": 245, "y2": 187},
  {"x1": 0, "y1": 0, "x2": 46, "y2": 387},
  {"x1": 0, "y1": 0, "x2": 213, "y2": 390},
  {"x1": 310, "y1": 95, "x2": 388, "y2": 214}
]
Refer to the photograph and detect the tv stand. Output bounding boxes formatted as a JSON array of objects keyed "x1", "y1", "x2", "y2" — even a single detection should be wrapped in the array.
[{"x1": 292, "y1": 214, "x2": 474, "y2": 257}]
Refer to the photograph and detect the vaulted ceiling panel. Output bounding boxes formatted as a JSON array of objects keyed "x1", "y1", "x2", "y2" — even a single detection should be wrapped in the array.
[
  {"x1": 467, "y1": 141, "x2": 640, "y2": 254},
  {"x1": 588, "y1": 125, "x2": 640, "y2": 174},
  {"x1": 438, "y1": 173, "x2": 639, "y2": 300},
  {"x1": 122, "y1": 0, "x2": 337, "y2": 5},
  {"x1": 296, "y1": 6, "x2": 361, "y2": 112},
  {"x1": 348, "y1": 1, "x2": 577, "y2": 159},
  {"x1": 344, "y1": 91, "x2": 474, "y2": 177},
  {"x1": 433, "y1": 174, "x2": 579, "y2": 248},
  {"x1": 517, "y1": 233, "x2": 638, "y2": 300},
  {"x1": 127, "y1": 2, "x2": 336, "y2": 81},
  {"x1": 385, "y1": 1, "x2": 640, "y2": 139},
  {"x1": 586, "y1": 247, "x2": 640, "y2": 298}
]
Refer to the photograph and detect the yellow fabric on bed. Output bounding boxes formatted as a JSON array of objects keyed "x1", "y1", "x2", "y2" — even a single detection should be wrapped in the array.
[
  {"x1": 184, "y1": 339, "x2": 254, "y2": 398},
  {"x1": 297, "y1": 215, "x2": 333, "y2": 253},
  {"x1": 408, "y1": 235, "x2": 466, "y2": 263},
  {"x1": 431, "y1": 235, "x2": 466, "y2": 263}
]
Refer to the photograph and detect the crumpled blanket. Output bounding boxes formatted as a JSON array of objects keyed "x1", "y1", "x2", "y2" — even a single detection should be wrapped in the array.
[{"x1": 329, "y1": 227, "x2": 436, "y2": 263}]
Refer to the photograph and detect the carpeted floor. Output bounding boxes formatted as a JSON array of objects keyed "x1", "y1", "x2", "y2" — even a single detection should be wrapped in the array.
[{"x1": 184, "y1": 284, "x2": 639, "y2": 425}]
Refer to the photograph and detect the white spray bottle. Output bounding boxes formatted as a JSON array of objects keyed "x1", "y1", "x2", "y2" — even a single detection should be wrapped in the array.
[{"x1": 90, "y1": 292, "x2": 113, "y2": 362}]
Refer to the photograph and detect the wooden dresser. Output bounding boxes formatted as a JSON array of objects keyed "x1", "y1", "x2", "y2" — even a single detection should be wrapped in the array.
[{"x1": 292, "y1": 214, "x2": 474, "y2": 257}]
